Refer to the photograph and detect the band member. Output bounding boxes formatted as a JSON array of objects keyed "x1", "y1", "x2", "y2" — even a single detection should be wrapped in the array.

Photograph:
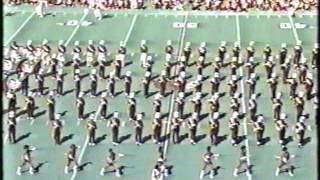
[
  {"x1": 99, "y1": 93, "x2": 108, "y2": 120},
  {"x1": 231, "y1": 42, "x2": 240, "y2": 59},
  {"x1": 279, "y1": 43, "x2": 287, "y2": 65},
  {"x1": 266, "y1": 73, "x2": 278, "y2": 100},
  {"x1": 171, "y1": 112, "x2": 182, "y2": 144},
  {"x1": 198, "y1": 42, "x2": 207, "y2": 58},
  {"x1": 246, "y1": 73, "x2": 257, "y2": 97},
  {"x1": 175, "y1": 92, "x2": 185, "y2": 118},
  {"x1": 76, "y1": 92, "x2": 85, "y2": 121},
  {"x1": 7, "y1": 111, "x2": 17, "y2": 144},
  {"x1": 47, "y1": 91, "x2": 55, "y2": 123},
  {"x1": 16, "y1": 145, "x2": 36, "y2": 175},
  {"x1": 165, "y1": 40, "x2": 174, "y2": 58},
  {"x1": 124, "y1": 71, "x2": 132, "y2": 96},
  {"x1": 113, "y1": 57, "x2": 122, "y2": 79},
  {"x1": 143, "y1": 71, "x2": 151, "y2": 97},
  {"x1": 246, "y1": 41, "x2": 255, "y2": 62},
  {"x1": 275, "y1": 113, "x2": 288, "y2": 145},
  {"x1": 197, "y1": 58, "x2": 205, "y2": 75},
  {"x1": 134, "y1": 113, "x2": 144, "y2": 145},
  {"x1": 233, "y1": 145, "x2": 251, "y2": 177},
  {"x1": 74, "y1": 70, "x2": 81, "y2": 97},
  {"x1": 217, "y1": 41, "x2": 227, "y2": 64},
  {"x1": 311, "y1": 43, "x2": 318, "y2": 69},
  {"x1": 25, "y1": 94, "x2": 35, "y2": 120},
  {"x1": 175, "y1": 72, "x2": 187, "y2": 93},
  {"x1": 140, "y1": 40, "x2": 148, "y2": 67},
  {"x1": 107, "y1": 75, "x2": 115, "y2": 98},
  {"x1": 230, "y1": 57, "x2": 238, "y2": 75},
  {"x1": 248, "y1": 94, "x2": 257, "y2": 122},
  {"x1": 36, "y1": 69, "x2": 45, "y2": 96},
  {"x1": 48, "y1": 55, "x2": 58, "y2": 78},
  {"x1": 188, "y1": 113, "x2": 198, "y2": 145},
  {"x1": 298, "y1": 59, "x2": 308, "y2": 83},
  {"x1": 275, "y1": 147, "x2": 294, "y2": 176},
  {"x1": 245, "y1": 57, "x2": 257, "y2": 79},
  {"x1": 209, "y1": 112, "x2": 220, "y2": 146},
  {"x1": 72, "y1": 41, "x2": 81, "y2": 62},
  {"x1": 7, "y1": 90, "x2": 17, "y2": 112},
  {"x1": 210, "y1": 72, "x2": 220, "y2": 95},
  {"x1": 20, "y1": 72, "x2": 29, "y2": 96},
  {"x1": 227, "y1": 75, "x2": 238, "y2": 97},
  {"x1": 230, "y1": 95, "x2": 240, "y2": 113},
  {"x1": 287, "y1": 73, "x2": 298, "y2": 99},
  {"x1": 263, "y1": 44, "x2": 272, "y2": 62},
  {"x1": 295, "y1": 116, "x2": 306, "y2": 148},
  {"x1": 280, "y1": 57, "x2": 291, "y2": 83},
  {"x1": 100, "y1": 148, "x2": 121, "y2": 177},
  {"x1": 183, "y1": 42, "x2": 192, "y2": 66},
  {"x1": 229, "y1": 112, "x2": 240, "y2": 146},
  {"x1": 153, "y1": 94, "x2": 162, "y2": 114},
  {"x1": 294, "y1": 91, "x2": 305, "y2": 121},
  {"x1": 272, "y1": 92, "x2": 283, "y2": 120},
  {"x1": 127, "y1": 93, "x2": 136, "y2": 121},
  {"x1": 191, "y1": 93, "x2": 202, "y2": 118},
  {"x1": 304, "y1": 73, "x2": 314, "y2": 100},
  {"x1": 97, "y1": 40, "x2": 108, "y2": 64},
  {"x1": 57, "y1": 40, "x2": 66, "y2": 67},
  {"x1": 293, "y1": 42, "x2": 302, "y2": 67},
  {"x1": 159, "y1": 70, "x2": 168, "y2": 97},
  {"x1": 51, "y1": 114, "x2": 63, "y2": 145},
  {"x1": 86, "y1": 40, "x2": 96, "y2": 67},
  {"x1": 110, "y1": 112, "x2": 120, "y2": 146},
  {"x1": 253, "y1": 115, "x2": 265, "y2": 146},
  {"x1": 200, "y1": 146, "x2": 220, "y2": 179},
  {"x1": 264, "y1": 56, "x2": 275, "y2": 79},
  {"x1": 152, "y1": 112, "x2": 162, "y2": 144},
  {"x1": 98, "y1": 61, "x2": 106, "y2": 79},
  {"x1": 87, "y1": 114, "x2": 97, "y2": 146},
  {"x1": 56, "y1": 69, "x2": 64, "y2": 95},
  {"x1": 207, "y1": 93, "x2": 220, "y2": 117},
  {"x1": 64, "y1": 144, "x2": 79, "y2": 174},
  {"x1": 90, "y1": 69, "x2": 98, "y2": 97}
]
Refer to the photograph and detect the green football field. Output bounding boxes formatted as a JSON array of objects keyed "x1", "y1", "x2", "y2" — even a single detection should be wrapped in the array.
[{"x1": 2, "y1": 5, "x2": 318, "y2": 180}]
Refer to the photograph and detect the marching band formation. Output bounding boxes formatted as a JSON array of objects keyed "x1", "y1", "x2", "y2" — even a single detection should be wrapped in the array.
[{"x1": 3, "y1": 38, "x2": 318, "y2": 178}]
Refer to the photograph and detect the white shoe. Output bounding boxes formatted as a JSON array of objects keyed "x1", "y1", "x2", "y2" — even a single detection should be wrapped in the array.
[
  {"x1": 29, "y1": 167, "x2": 34, "y2": 174},
  {"x1": 289, "y1": 171, "x2": 294, "y2": 177},
  {"x1": 73, "y1": 165, "x2": 78, "y2": 172},
  {"x1": 64, "y1": 166, "x2": 69, "y2": 174},
  {"x1": 200, "y1": 170, "x2": 205, "y2": 179},
  {"x1": 115, "y1": 169, "x2": 121, "y2": 177},
  {"x1": 209, "y1": 170, "x2": 214, "y2": 179},
  {"x1": 233, "y1": 169, "x2": 238, "y2": 177},
  {"x1": 100, "y1": 168, "x2": 105, "y2": 176},
  {"x1": 16, "y1": 166, "x2": 22, "y2": 176},
  {"x1": 275, "y1": 168, "x2": 280, "y2": 176}
]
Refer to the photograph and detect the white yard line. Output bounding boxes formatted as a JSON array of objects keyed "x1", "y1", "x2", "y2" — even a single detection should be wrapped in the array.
[
  {"x1": 4, "y1": 11, "x2": 36, "y2": 46},
  {"x1": 288, "y1": 15, "x2": 306, "y2": 60},
  {"x1": 68, "y1": 12, "x2": 89, "y2": 180},
  {"x1": 70, "y1": 14, "x2": 137, "y2": 180},
  {"x1": 64, "y1": 12, "x2": 89, "y2": 46},
  {"x1": 123, "y1": 14, "x2": 138, "y2": 46},
  {"x1": 70, "y1": 137, "x2": 89, "y2": 180},
  {"x1": 235, "y1": 15, "x2": 253, "y2": 180},
  {"x1": 163, "y1": 12, "x2": 188, "y2": 157},
  {"x1": 288, "y1": 15, "x2": 300, "y2": 43}
]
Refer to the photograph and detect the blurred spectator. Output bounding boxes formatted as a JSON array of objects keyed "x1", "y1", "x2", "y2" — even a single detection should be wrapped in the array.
[{"x1": 5, "y1": 0, "x2": 318, "y2": 11}]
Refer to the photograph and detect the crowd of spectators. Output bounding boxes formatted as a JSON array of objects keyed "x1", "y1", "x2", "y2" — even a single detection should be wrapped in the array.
[{"x1": 6, "y1": 0, "x2": 318, "y2": 11}]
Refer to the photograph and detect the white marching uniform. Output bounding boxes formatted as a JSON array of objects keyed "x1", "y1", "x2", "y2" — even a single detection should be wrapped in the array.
[{"x1": 140, "y1": 52, "x2": 147, "y2": 67}]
